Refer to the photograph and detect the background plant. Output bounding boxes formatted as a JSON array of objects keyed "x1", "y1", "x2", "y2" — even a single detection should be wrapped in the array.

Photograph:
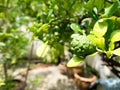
[
  {"x1": 0, "y1": 0, "x2": 120, "y2": 88},
  {"x1": 0, "y1": 0, "x2": 29, "y2": 88},
  {"x1": 28, "y1": 0, "x2": 86, "y2": 63}
]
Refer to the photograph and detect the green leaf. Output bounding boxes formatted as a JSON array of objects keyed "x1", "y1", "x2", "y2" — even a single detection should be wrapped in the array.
[
  {"x1": 94, "y1": 0, "x2": 104, "y2": 12},
  {"x1": 94, "y1": 37, "x2": 105, "y2": 50},
  {"x1": 104, "y1": 1, "x2": 119, "y2": 17},
  {"x1": 37, "y1": 23, "x2": 49, "y2": 33},
  {"x1": 88, "y1": 34, "x2": 105, "y2": 50},
  {"x1": 67, "y1": 55, "x2": 84, "y2": 67},
  {"x1": 104, "y1": 17, "x2": 116, "y2": 39},
  {"x1": 0, "y1": 42, "x2": 5, "y2": 46},
  {"x1": 0, "y1": 82, "x2": 5, "y2": 86},
  {"x1": 106, "y1": 51, "x2": 112, "y2": 58},
  {"x1": 116, "y1": 17, "x2": 120, "y2": 29},
  {"x1": 113, "y1": 48, "x2": 120, "y2": 56},
  {"x1": 109, "y1": 42, "x2": 115, "y2": 51},
  {"x1": 110, "y1": 30, "x2": 120, "y2": 43},
  {"x1": 93, "y1": 19, "x2": 108, "y2": 37},
  {"x1": 70, "y1": 23, "x2": 83, "y2": 34},
  {"x1": 36, "y1": 42, "x2": 50, "y2": 58},
  {"x1": 85, "y1": 0, "x2": 104, "y2": 12},
  {"x1": 87, "y1": 52, "x2": 98, "y2": 57}
]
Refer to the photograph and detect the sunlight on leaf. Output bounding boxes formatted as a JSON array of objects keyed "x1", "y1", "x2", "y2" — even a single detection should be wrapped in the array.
[
  {"x1": 113, "y1": 48, "x2": 120, "y2": 56},
  {"x1": 93, "y1": 19, "x2": 108, "y2": 37},
  {"x1": 94, "y1": 37, "x2": 105, "y2": 50},
  {"x1": 36, "y1": 42, "x2": 49, "y2": 57},
  {"x1": 11, "y1": 58, "x2": 17, "y2": 64},
  {"x1": 70, "y1": 23, "x2": 83, "y2": 34},
  {"x1": 88, "y1": 34, "x2": 105, "y2": 50},
  {"x1": 0, "y1": 42, "x2": 5, "y2": 46},
  {"x1": 109, "y1": 42, "x2": 115, "y2": 51},
  {"x1": 106, "y1": 51, "x2": 112, "y2": 58},
  {"x1": 110, "y1": 30, "x2": 120, "y2": 43},
  {"x1": 0, "y1": 78, "x2": 5, "y2": 86},
  {"x1": 0, "y1": 64, "x2": 3, "y2": 69},
  {"x1": 67, "y1": 55, "x2": 84, "y2": 67},
  {"x1": 85, "y1": 0, "x2": 104, "y2": 12},
  {"x1": 87, "y1": 52, "x2": 98, "y2": 57}
]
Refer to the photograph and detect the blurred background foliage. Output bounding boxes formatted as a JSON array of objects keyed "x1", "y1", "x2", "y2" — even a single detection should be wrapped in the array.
[
  {"x1": 0, "y1": 0, "x2": 120, "y2": 87},
  {"x1": 0, "y1": 0, "x2": 120, "y2": 66}
]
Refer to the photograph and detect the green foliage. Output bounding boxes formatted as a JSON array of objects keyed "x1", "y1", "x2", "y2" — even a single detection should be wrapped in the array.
[
  {"x1": 0, "y1": 0, "x2": 30, "y2": 61},
  {"x1": 67, "y1": 55, "x2": 83, "y2": 67},
  {"x1": 0, "y1": 0, "x2": 120, "y2": 83},
  {"x1": 36, "y1": 42, "x2": 64, "y2": 63},
  {"x1": 0, "y1": 30, "x2": 28, "y2": 62},
  {"x1": 93, "y1": 19, "x2": 108, "y2": 37},
  {"x1": 67, "y1": 0, "x2": 120, "y2": 67},
  {"x1": 3, "y1": 80, "x2": 18, "y2": 90},
  {"x1": 89, "y1": 17, "x2": 120, "y2": 58},
  {"x1": 0, "y1": 0, "x2": 30, "y2": 87},
  {"x1": 103, "y1": 0, "x2": 120, "y2": 17},
  {"x1": 28, "y1": 0, "x2": 86, "y2": 63},
  {"x1": 70, "y1": 23, "x2": 83, "y2": 34},
  {"x1": 85, "y1": 0, "x2": 104, "y2": 12}
]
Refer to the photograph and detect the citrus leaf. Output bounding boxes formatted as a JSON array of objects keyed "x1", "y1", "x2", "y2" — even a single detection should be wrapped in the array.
[
  {"x1": 110, "y1": 30, "x2": 120, "y2": 43},
  {"x1": 93, "y1": 19, "x2": 108, "y2": 37},
  {"x1": 70, "y1": 23, "x2": 83, "y2": 34},
  {"x1": 104, "y1": 1, "x2": 119, "y2": 17},
  {"x1": 109, "y1": 42, "x2": 115, "y2": 51},
  {"x1": 87, "y1": 52, "x2": 98, "y2": 57},
  {"x1": 113, "y1": 48, "x2": 120, "y2": 56},
  {"x1": 36, "y1": 42, "x2": 50, "y2": 57},
  {"x1": 85, "y1": 0, "x2": 104, "y2": 12},
  {"x1": 88, "y1": 34, "x2": 105, "y2": 50},
  {"x1": 67, "y1": 55, "x2": 84, "y2": 67},
  {"x1": 95, "y1": 37, "x2": 105, "y2": 50},
  {"x1": 106, "y1": 51, "x2": 112, "y2": 58}
]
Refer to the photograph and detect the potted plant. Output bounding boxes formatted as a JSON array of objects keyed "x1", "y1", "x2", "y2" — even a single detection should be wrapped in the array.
[{"x1": 67, "y1": 15, "x2": 120, "y2": 89}]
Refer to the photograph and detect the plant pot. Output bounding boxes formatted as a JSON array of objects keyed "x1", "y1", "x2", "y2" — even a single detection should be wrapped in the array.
[
  {"x1": 74, "y1": 73, "x2": 96, "y2": 90},
  {"x1": 67, "y1": 62, "x2": 85, "y2": 78}
]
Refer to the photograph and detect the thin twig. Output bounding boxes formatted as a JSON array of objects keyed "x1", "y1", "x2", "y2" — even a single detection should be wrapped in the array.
[{"x1": 24, "y1": 42, "x2": 34, "y2": 89}]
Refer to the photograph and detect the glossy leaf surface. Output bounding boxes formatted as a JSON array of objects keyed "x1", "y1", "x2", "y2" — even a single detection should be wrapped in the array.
[
  {"x1": 113, "y1": 48, "x2": 120, "y2": 56},
  {"x1": 110, "y1": 30, "x2": 120, "y2": 43},
  {"x1": 67, "y1": 55, "x2": 84, "y2": 67},
  {"x1": 93, "y1": 19, "x2": 108, "y2": 37}
]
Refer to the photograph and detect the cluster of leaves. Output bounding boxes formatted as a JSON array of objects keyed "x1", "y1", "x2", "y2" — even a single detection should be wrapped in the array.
[
  {"x1": 0, "y1": 30, "x2": 28, "y2": 63},
  {"x1": 0, "y1": 0, "x2": 120, "y2": 85},
  {"x1": 67, "y1": 0, "x2": 120, "y2": 67},
  {"x1": 0, "y1": 0, "x2": 30, "y2": 87},
  {"x1": 28, "y1": 0, "x2": 85, "y2": 63},
  {"x1": 89, "y1": 17, "x2": 120, "y2": 58},
  {"x1": 0, "y1": 0, "x2": 30, "y2": 64},
  {"x1": 27, "y1": 0, "x2": 120, "y2": 65}
]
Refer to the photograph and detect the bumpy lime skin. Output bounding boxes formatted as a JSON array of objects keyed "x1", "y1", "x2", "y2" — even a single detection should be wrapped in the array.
[{"x1": 71, "y1": 34, "x2": 96, "y2": 58}]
